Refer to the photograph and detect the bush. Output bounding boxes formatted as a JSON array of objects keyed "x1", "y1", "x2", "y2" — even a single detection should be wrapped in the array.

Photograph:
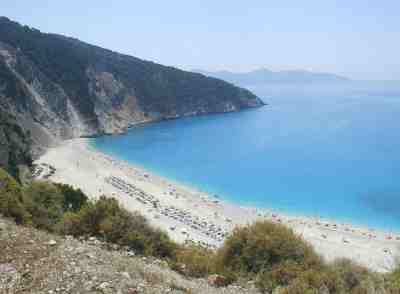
[
  {"x1": 386, "y1": 264, "x2": 400, "y2": 293},
  {"x1": 58, "y1": 196, "x2": 177, "y2": 258},
  {"x1": 255, "y1": 260, "x2": 306, "y2": 292},
  {"x1": 54, "y1": 183, "x2": 88, "y2": 212},
  {"x1": 329, "y1": 259, "x2": 384, "y2": 294},
  {"x1": 172, "y1": 245, "x2": 215, "y2": 277},
  {"x1": 0, "y1": 168, "x2": 31, "y2": 224},
  {"x1": 265, "y1": 259, "x2": 386, "y2": 294},
  {"x1": 23, "y1": 181, "x2": 64, "y2": 231},
  {"x1": 274, "y1": 268, "x2": 341, "y2": 294},
  {"x1": 0, "y1": 179, "x2": 89, "y2": 232},
  {"x1": 214, "y1": 220, "x2": 322, "y2": 281}
]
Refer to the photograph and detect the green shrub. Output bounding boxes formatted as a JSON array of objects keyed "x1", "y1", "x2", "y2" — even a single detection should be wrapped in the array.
[
  {"x1": 265, "y1": 259, "x2": 386, "y2": 294},
  {"x1": 214, "y1": 220, "x2": 322, "y2": 281},
  {"x1": 386, "y1": 264, "x2": 400, "y2": 293},
  {"x1": 330, "y1": 259, "x2": 384, "y2": 294},
  {"x1": 0, "y1": 177, "x2": 88, "y2": 231},
  {"x1": 278, "y1": 268, "x2": 344, "y2": 294},
  {"x1": 0, "y1": 168, "x2": 31, "y2": 224},
  {"x1": 54, "y1": 183, "x2": 88, "y2": 212},
  {"x1": 255, "y1": 260, "x2": 306, "y2": 292},
  {"x1": 23, "y1": 181, "x2": 64, "y2": 231},
  {"x1": 145, "y1": 227, "x2": 177, "y2": 258},
  {"x1": 58, "y1": 196, "x2": 176, "y2": 258},
  {"x1": 172, "y1": 245, "x2": 215, "y2": 277}
]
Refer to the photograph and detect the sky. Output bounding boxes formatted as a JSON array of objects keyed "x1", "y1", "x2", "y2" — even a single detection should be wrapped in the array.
[{"x1": 2, "y1": 1, "x2": 400, "y2": 80}]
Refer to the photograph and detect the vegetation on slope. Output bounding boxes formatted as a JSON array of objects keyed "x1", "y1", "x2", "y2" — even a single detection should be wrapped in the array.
[
  {"x1": 0, "y1": 168, "x2": 175, "y2": 259},
  {"x1": 0, "y1": 108, "x2": 32, "y2": 178},
  {"x1": 58, "y1": 196, "x2": 177, "y2": 258},
  {"x1": 0, "y1": 168, "x2": 30, "y2": 223},
  {"x1": 1, "y1": 167, "x2": 400, "y2": 293}
]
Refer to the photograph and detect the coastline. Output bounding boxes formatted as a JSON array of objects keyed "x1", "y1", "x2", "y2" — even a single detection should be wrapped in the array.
[{"x1": 34, "y1": 138, "x2": 400, "y2": 272}]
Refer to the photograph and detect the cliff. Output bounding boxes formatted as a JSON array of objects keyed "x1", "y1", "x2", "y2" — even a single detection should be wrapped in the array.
[{"x1": 0, "y1": 17, "x2": 263, "y2": 173}]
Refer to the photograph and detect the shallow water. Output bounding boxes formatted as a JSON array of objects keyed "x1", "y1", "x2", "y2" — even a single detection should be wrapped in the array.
[{"x1": 92, "y1": 85, "x2": 400, "y2": 231}]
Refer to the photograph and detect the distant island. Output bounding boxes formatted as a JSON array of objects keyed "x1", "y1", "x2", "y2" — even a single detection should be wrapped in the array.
[{"x1": 194, "y1": 68, "x2": 351, "y2": 86}]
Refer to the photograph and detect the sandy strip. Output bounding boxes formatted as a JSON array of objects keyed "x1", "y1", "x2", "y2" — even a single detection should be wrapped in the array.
[{"x1": 34, "y1": 138, "x2": 399, "y2": 273}]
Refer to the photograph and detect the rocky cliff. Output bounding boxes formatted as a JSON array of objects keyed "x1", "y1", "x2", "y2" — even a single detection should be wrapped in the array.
[{"x1": 0, "y1": 17, "x2": 264, "y2": 173}]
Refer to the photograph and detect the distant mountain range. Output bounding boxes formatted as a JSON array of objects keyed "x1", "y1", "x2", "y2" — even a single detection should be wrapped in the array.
[{"x1": 194, "y1": 68, "x2": 351, "y2": 86}]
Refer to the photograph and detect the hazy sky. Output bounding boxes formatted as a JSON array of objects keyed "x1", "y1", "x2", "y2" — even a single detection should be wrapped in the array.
[{"x1": 3, "y1": 1, "x2": 400, "y2": 80}]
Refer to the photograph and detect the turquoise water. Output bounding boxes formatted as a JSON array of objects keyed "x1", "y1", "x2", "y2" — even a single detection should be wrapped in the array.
[{"x1": 92, "y1": 88, "x2": 400, "y2": 231}]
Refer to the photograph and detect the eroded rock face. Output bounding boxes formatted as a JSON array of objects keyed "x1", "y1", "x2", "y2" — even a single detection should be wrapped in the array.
[
  {"x1": 0, "y1": 17, "x2": 264, "y2": 172},
  {"x1": 87, "y1": 68, "x2": 149, "y2": 134}
]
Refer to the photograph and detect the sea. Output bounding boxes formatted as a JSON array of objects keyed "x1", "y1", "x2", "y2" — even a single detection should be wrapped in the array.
[{"x1": 92, "y1": 82, "x2": 400, "y2": 231}]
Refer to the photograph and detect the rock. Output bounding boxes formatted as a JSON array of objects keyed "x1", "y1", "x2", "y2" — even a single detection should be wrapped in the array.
[
  {"x1": 47, "y1": 240, "x2": 57, "y2": 246},
  {"x1": 127, "y1": 251, "x2": 135, "y2": 257},
  {"x1": 74, "y1": 267, "x2": 82, "y2": 274},
  {"x1": 207, "y1": 274, "x2": 227, "y2": 287},
  {"x1": 98, "y1": 281, "x2": 110, "y2": 290},
  {"x1": 176, "y1": 263, "x2": 186, "y2": 273},
  {"x1": 0, "y1": 220, "x2": 6, "y2": 232},
  {"x1": 0, "y1": 263, "x2": 20, "y2": 290},
  {"x1": 121, "y1": 271, "x2": 131, "y2": 279},
  {"x1": 158, "y1": 260, "x2": 169, "y2": 268},
  {"x1": 108, "y1": 243, "x2": 120, "y2": 250},
  {"x1": 88, "y1": 236, "x2": 100, "y2": 245}
]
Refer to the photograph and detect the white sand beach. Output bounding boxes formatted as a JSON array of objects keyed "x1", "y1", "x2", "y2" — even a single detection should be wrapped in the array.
[{"x1": 34, "y1": 138, "x2": 400, "y2": 273}]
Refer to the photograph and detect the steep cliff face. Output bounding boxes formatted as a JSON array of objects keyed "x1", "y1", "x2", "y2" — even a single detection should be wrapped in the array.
[{"x1": 0, "y1": 17, "x2": 263, "y2": 171}]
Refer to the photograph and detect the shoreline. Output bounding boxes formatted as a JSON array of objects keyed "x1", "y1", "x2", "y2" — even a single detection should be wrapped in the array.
[
  {"x1": 79, "y1": 106, "x2": 266, "y2": 140},
  {"x1": 90, "y1": 139, "x2": 400, "y2": 238},
  {"x1": 34, "y1": 138, "x2": 400, "y2": 272}
]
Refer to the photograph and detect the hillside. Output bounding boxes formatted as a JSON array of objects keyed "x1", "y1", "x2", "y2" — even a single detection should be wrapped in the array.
[
  {"x1": 194, "y1": 68, "x2": 350, "y2": 86},
  {"x1": 0, "y1": 17, "x2": 263, "y2": 174},
  {"x1": 0, "y1": 216, "x2": 258, "y2": 294}
]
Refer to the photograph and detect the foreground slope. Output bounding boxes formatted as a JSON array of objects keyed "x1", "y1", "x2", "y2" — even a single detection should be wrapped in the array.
[
  {"x1": 0, "y1": 16, "x2": 263, "y2": 169},
  {"x1": 0, "y1": 217, "x2": 258, "y2": 294}
]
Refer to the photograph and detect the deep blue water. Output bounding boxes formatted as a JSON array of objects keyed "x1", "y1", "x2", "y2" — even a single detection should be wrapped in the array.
[{"x1": 92, "y1": 85, "x2": 400, "y2": 231}]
